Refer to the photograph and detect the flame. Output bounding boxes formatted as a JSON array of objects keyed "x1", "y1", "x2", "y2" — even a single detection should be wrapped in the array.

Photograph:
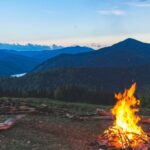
[
  {"x1": 113, "y1": 83, "x2": 142, "y2": 136},
  {"x1": 99, "y1": 83, "x2": 149, "y2": 148}
]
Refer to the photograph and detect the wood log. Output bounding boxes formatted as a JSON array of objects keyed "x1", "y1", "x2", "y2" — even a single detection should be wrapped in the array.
[
  {"x1": 66, "y1": 109, "x2": 150, "y2": 124},
  {"x1": 97, "y1": 109, "x2": 150, "y2": 124},
  {"x1": 65, "y1": 112, "x2": 113, "y2": 121},
  {"x1": 0, "y1": 102, "x2": 150, "y2": 124},
  {"x1": 96, "y1": 108, "x2": 112, "y2": 116},
  {"x1": 0, "y1": 115, "x2": 25, "y2": 130},
  {"x1": 141, "y1": 116, "x2": 150, "y2": 124}
]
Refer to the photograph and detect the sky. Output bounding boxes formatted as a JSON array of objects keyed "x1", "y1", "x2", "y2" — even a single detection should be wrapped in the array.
[{"x1": 0, "y1": 0, "x2": 150, "y2": 47}]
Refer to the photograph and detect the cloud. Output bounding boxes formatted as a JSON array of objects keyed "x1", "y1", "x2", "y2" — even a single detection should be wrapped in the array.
[
  {"x1": 136, "y1": 3, "x2": 150, "y2": 7},
  {"x1": 126, "y1": 1, "x2": 150, "y2": 7},
  {"x1": 126, "y1": 0, "x2": 150, "y2": 7},
  {"x1": 130, "y1": 3, "x2": 150, "y2": 7},
  {"x1": 139, "y1": 0, "x2": 150, "y2": 2},
  {"x1": 97, "y1": 9, "x2": 125, "y2": 16}
]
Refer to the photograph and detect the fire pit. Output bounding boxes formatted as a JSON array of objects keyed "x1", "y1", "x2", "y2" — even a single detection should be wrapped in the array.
[{"x1": 98, "y1": 83, "x2": 150, "y2": 149}]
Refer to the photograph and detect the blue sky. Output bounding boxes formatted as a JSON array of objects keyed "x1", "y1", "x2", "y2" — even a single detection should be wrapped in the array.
[{"x1": 0, "y1": 0, "x2": 149, "y2": 47}]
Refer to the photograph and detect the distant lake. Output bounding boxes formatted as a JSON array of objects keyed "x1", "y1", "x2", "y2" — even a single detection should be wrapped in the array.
[{"x1": 11, "y1": 73, "x2": 26, "y2": 78}]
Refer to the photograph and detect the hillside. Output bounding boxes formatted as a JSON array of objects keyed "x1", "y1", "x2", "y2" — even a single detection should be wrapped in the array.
[
  {"x1": 0, "y1": 46, "x2": 93, "y2": 76},
  {"x1": 17, "y1": 46, "x2": 93, "y2": 62},
  {"x1": 0, "y1": 50, "x2": 39, "y2": 76},
  {"x1": 0, "y1": 65, "x2": 150, "y2": 104},
  {"x1": 33, "y1": 38, "x2": 150, "y2": 72},
  {"x1": 0, "y1": 38, "x2": 150, "y2": 105}
]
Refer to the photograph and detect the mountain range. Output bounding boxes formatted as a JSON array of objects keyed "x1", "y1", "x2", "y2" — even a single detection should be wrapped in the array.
[
  {"x1": 0, "y1": 38, "x2": 150, "y2": 105},
  {"x1": 0, "y1": 43, "x2": 63, "y2": 51},
  {"x1": 24, "y1": 38, "x2": 150, "y2": 91},
  {"x1": 0, "y1": 50, "x2": 38, "y2": 76},
  {"x1": 0, "y1": 46, "x2": 93, "y2": 76},
  {"x1": 33, "y1": 38, "x2": 150, "y2": 72}
]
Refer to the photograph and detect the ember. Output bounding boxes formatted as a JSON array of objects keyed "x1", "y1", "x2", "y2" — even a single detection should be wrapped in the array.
[{"x1": 98, "y1": 83, "x2": 150, "y2": 149}]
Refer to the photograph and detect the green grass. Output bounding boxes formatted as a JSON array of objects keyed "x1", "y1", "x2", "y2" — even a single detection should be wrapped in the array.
[{"x1": 0, "y1": 97, "x2": 111, "y2": 113}]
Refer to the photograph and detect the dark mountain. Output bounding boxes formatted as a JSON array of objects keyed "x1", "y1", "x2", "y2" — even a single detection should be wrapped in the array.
[
  {"x1": 0, "y1": 46, "x2": 93, "y2": 76},
  {"x1": 0, "y1": 50, "x2": 39, "y2": 76},
  {"x1": 0, "y1": 38, "x2": 150, "y2": 105},
  {"x1": 33, "y1": 38, "x2": 150, "y2": 72},
  {"x1": 16, "y1": 46, "x2": 93, "y2": 62}
]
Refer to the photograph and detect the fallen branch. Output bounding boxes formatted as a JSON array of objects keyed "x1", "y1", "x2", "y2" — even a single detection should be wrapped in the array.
[
  {"x1": 141, "y1": 116, "x2": 150, "y2": 124},
  {"x1": 0, "y1": 99, "x2": 150, "y2": 124},
  {"x1": 65, "y1": 113, "x2": 113, "y2": 121},
  {"x1": 65, "y1": 109, "x2": 150, "y2": 124},
  {"x1": 96, "y1": 108, "x2": 112, "y2": 116},
  {"x1": 97, "y1": 109, "x2": 150, "y2": 124},
  {"x1": 0, "y1": 115, "x2": 25, "y2": 130}
]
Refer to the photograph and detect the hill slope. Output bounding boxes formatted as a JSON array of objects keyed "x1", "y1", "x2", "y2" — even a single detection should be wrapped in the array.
[
  {"x1": 17, "y1": 46, "x2": 93, "y2": 62},
  {"x1": 0, "y1": 65, "x2": 150, "y2": 104},
  {"x1": 33, "y1": 38, "x2": 150, "y2": 72},
  {"x1": 0, "y1": 46, "x2": 93, "y2": 76},
  {"x1": 0, "y1": 39, "x2": 150, "y2": 105},
  {"x1": 0, "y1": 50, "x2": 39, "y2": 76}
]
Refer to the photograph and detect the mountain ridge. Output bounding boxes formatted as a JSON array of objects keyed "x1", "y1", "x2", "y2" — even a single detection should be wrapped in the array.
[
  {"x1": 0, "y1": 46, "x2": 93, "y2": 76},
  {"x1": 33, "y1": 38, "x2": 150, "y2": 72}
]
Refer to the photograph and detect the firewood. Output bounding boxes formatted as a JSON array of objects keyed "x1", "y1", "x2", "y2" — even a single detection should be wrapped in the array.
[
  {"x1": 141, "y1": 116, "x2": 150, "y2": 124},
  {"x1": 0, "y1": 115, "x2": 25, "y2": 130},
  {"x1": 0, "y1": 100, "x2": 150, "y2": 125},
  {"x1": 65, "y1": 112, "x2": 113, "y2": 120},
  {"x1": 96, "y1": 109, "x2": 150, "y2": 124},
  {"x1": 96, "y1": 108, "x2": 112, "y2": 116},
  {"x1": 65, "y1": 109, "x2": 150, "y2": 124}
]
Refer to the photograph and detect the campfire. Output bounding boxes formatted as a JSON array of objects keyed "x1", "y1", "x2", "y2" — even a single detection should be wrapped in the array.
[{"x1": 98, "y1": 83, "x2": 150, "y2": 149}]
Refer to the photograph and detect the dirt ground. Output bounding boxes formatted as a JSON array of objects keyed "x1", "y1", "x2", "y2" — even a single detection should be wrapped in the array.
[
  {"x1": 0, "y1": 115, "x2": 109, "y2": 150},
  {"x1": 0, "y1": 98, "x2": 149, "y2": 150}
]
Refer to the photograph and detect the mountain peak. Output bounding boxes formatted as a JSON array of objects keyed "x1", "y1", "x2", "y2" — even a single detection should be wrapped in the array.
[
  {"x1": 112, "y1": 38, "x2": 146, "y2": 48},
  {"x1": 122, "y1": 38, "x2": 142, "y2": 43}
]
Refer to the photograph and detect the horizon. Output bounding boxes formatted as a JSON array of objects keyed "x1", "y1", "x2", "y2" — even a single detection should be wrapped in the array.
[
  {"x1": 0, "y1": 0, "x2": 149, "y2": 47},
  {"x1": 0, "y1": 37, "x2": 149, "y2": 50}
]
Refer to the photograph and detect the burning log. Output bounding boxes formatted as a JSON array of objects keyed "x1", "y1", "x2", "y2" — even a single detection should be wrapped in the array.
[{"x1": 98, "y1": 83, "x2": 150, "y2": 149}]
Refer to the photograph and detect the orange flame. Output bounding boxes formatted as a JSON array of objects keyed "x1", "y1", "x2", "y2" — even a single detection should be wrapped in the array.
[
  {"x1": 100, "y1": 83, "x2": 149, "y2": 148},
  {"x1": 113, "y1": 83, "x2": 142, "y2": 135}
]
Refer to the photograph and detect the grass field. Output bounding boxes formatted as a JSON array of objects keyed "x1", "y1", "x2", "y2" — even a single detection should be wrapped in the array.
[{"x1": 0, "y1": 97, "x2": 149, "y2": 150}]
